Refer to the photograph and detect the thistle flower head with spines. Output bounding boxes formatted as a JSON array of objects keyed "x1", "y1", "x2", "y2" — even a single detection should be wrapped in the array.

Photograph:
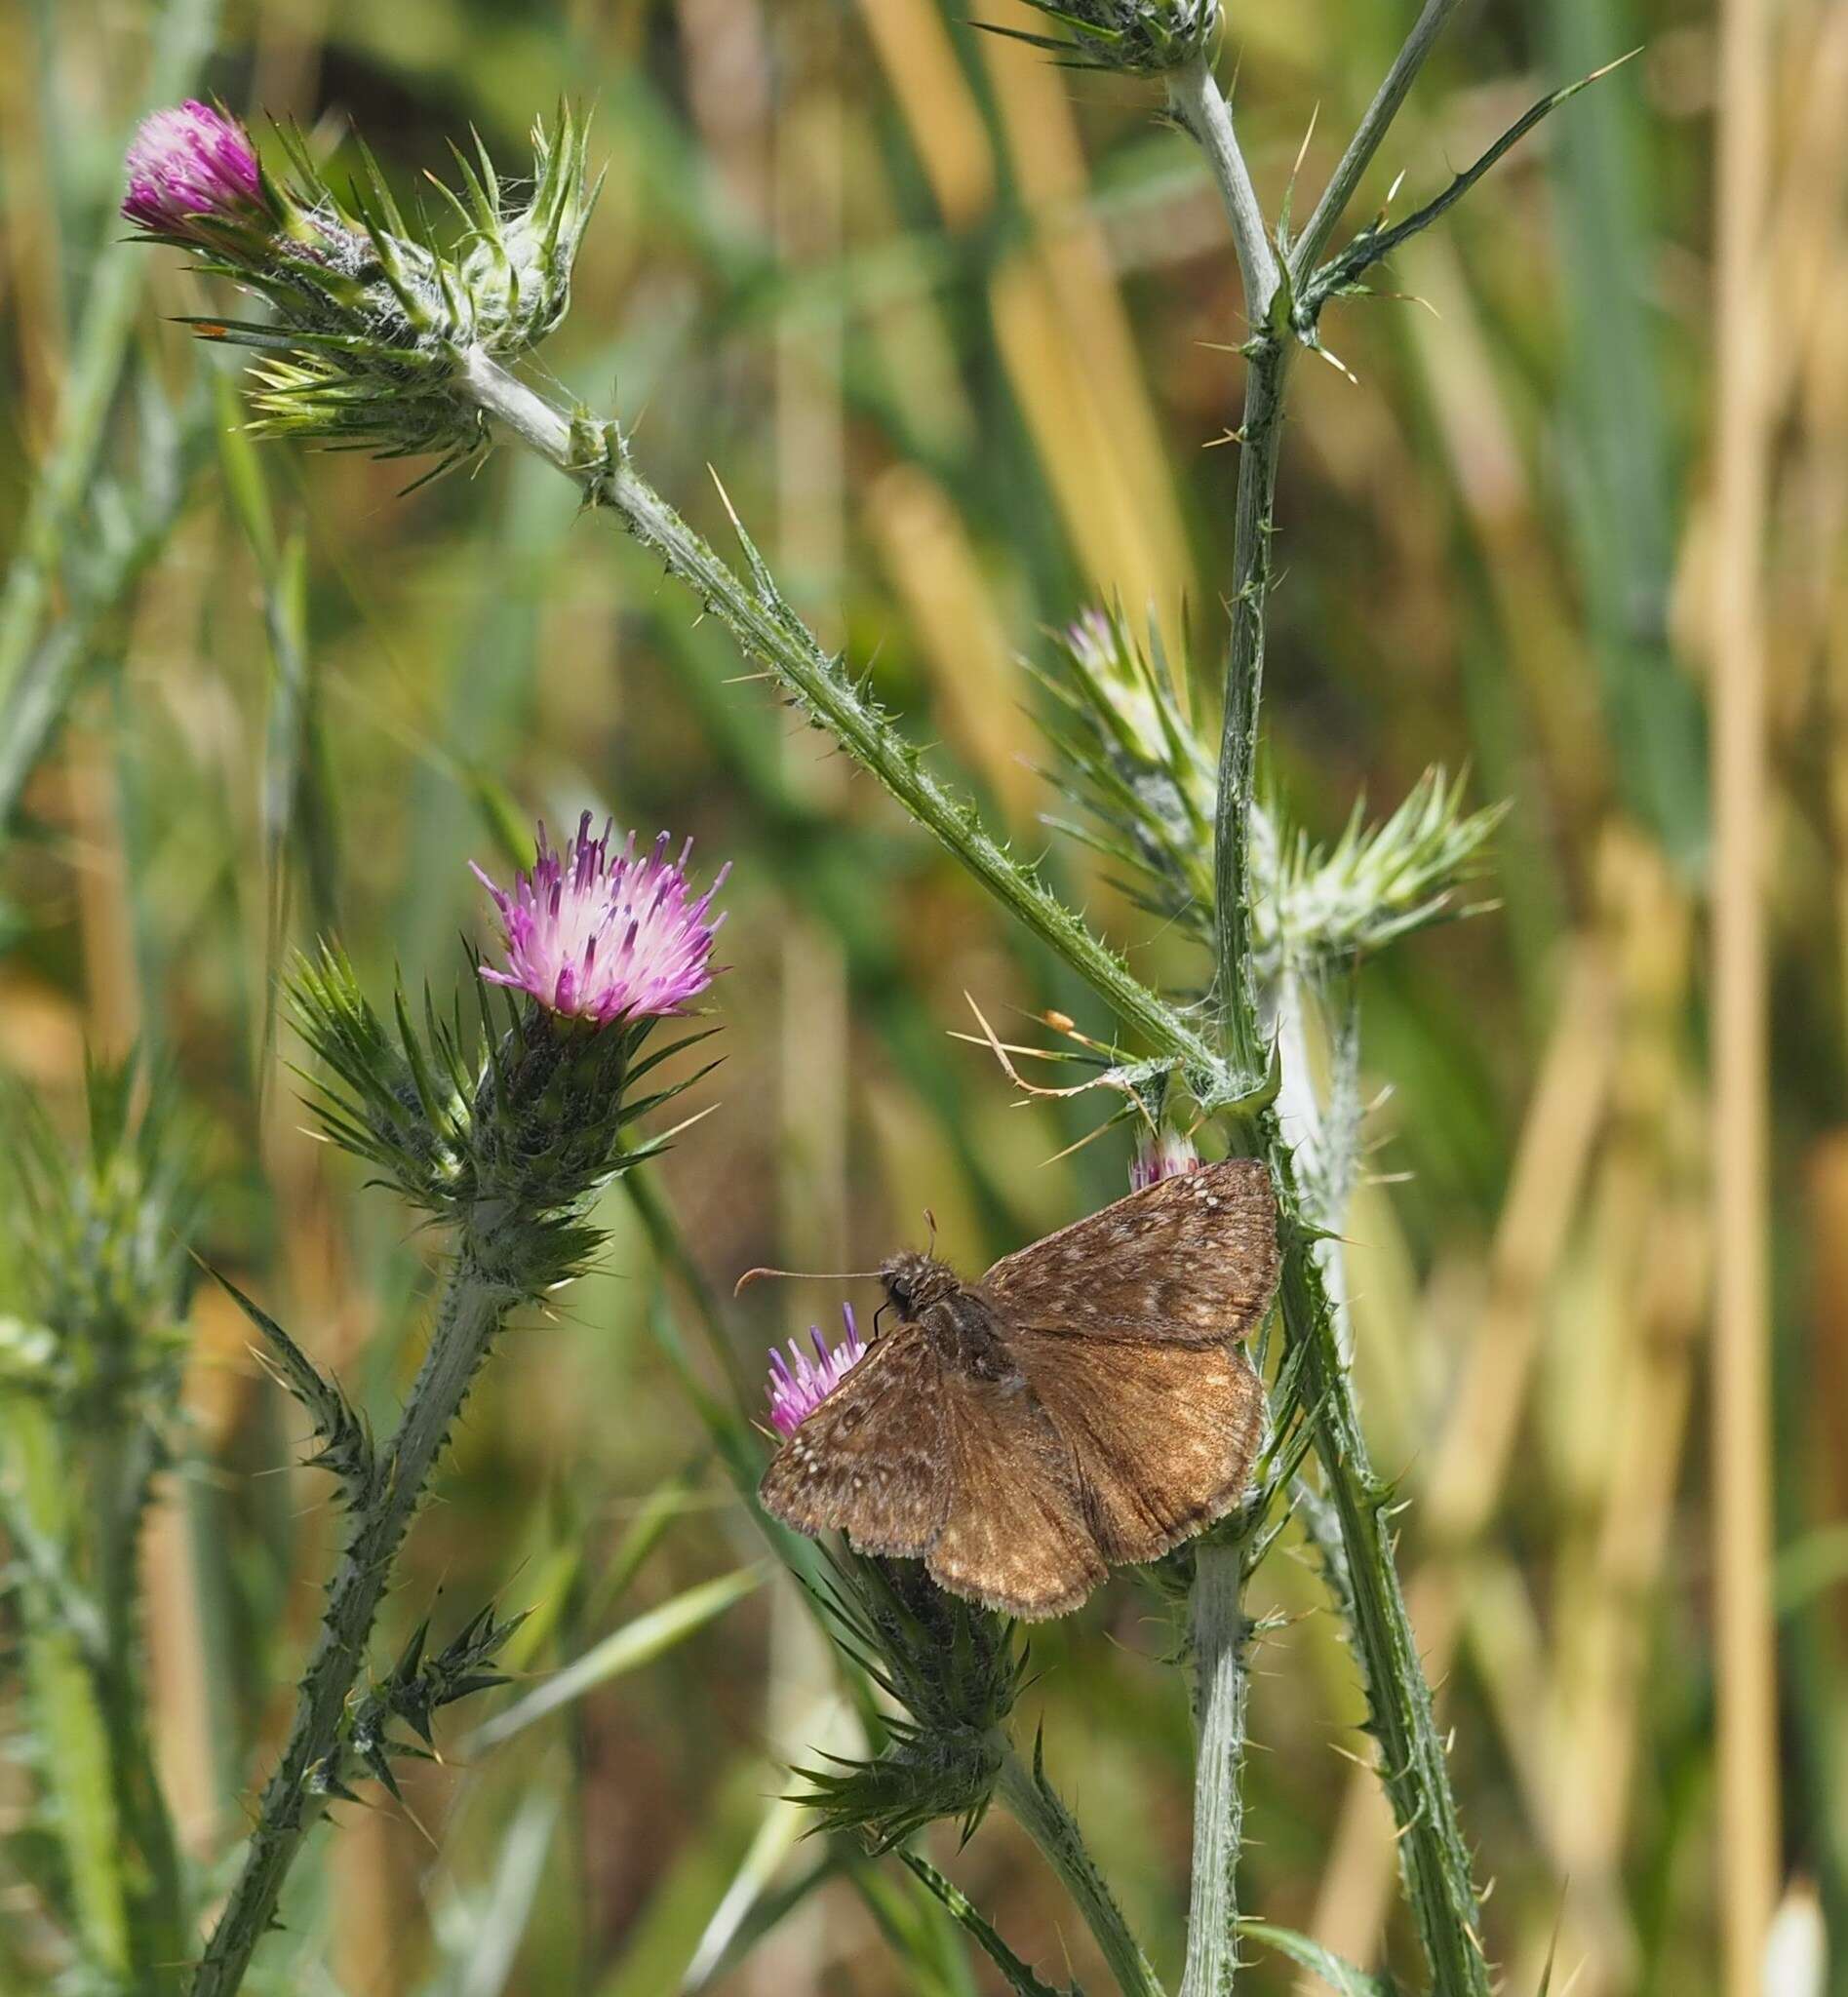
[
  {"x1": 473, "y1": 813, "x2": 729, "y2": 1027},
  {"x1": 987, "y1": 0, "x2": 1222, "y2": 74},
  {"x1": 123, "y1": 101, "x2": 599, "y2": 470},
  {"x1": 794, "y1": 1552, "x2": 1025, "y2": 1851},
  {"x1": 289, "y1": 816, "x2": 727, "y2": 1294},
  {"x1": 1038, "y1": 607, "x2": 1506, "y2": 987},
  {"x1": 767, "y1": 1306, "x2": 867, "y2": 1436}
]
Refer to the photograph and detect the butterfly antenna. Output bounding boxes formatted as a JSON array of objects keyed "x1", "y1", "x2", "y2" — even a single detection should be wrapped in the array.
[{"x1": 733, "y1": 1266, "x2": 881, "y2": 1296}]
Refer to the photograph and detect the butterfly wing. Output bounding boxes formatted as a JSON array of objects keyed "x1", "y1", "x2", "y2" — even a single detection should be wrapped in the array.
[
  {"x1": 980, "y1": 1159, "x2": 1278, "y2": 1347},
  {"x1": 759, "y1": 1326, "x2": 950, "y2": 1558},
  {"x1": 924, "y1": 1364, "x2": 1106, "y2": 1621},
  {"x1": 1012, "y1": 1332, "x2": 1265, "y2": 1563}
]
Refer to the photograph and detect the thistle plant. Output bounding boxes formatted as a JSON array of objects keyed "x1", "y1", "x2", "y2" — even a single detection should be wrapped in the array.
[
  {"x1": 186, "y1": 816, "x2": 726, "y2": 1996},
  {"x1": 126, "y1": 18, "x2": 1620, "y2": 1990},
  {"x1": 0, "y1": 1058, "x2": 196, "y2": 1990}
]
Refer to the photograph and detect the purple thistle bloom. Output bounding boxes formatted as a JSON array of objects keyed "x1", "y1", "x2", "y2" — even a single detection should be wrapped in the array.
[
  {"x1": 1130, "y1": 1125, "x2": 1201, "y2": 1192},
  {"x1": 473, "y1": 813, "x2": 729, "y2": 1026},
  {"x1": 123, "y1": 100, "x2": 270, "y2": 238},
  {"x1": 766, "y1": 1306, "x2": 867, "y2": 1437}
]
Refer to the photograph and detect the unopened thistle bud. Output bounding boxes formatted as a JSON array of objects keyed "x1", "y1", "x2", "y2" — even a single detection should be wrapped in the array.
[
  {"x1": 124, "y1": 102, "x2": 599, "y2": 468},
  {"x1": 795, "y1": 1553, "x2": 1023, "y2": 1851},
  {"x1": 7, "y1": 1055, "x2": 196, "y2": 1420},
  {"x1": 995, "y1": 0, "x2": 1222, "y2": 75}
]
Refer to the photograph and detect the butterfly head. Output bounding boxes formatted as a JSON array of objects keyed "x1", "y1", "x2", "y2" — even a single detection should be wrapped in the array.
[{"x1": 879, "y1": 1251, "x2": 960, "y2": 1320}]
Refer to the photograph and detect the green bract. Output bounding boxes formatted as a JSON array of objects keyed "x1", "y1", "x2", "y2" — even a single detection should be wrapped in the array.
[
  {"x1": 792, "y1": 1551, "x2": 1025, "y2": 1851},
  {"x1": 287, "y1": 943, "x2": 718, "y2": 1296}
]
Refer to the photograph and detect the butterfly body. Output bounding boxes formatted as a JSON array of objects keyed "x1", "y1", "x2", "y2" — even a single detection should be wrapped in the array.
[
  {"x1": 760, "y1": 1160, "x2": 1280, "y2": 1620},
  {"x1": 886, "y1": 1253, "x2": 1018, "y2": 1383}
]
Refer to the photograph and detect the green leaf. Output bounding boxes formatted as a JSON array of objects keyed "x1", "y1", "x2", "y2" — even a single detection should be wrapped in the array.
[
  {"x1": 899, "y1": 1854, "x2": 1080, "y2": 1997},
  {"x1": 202, "y1": 1264, "x2": 374, "y2": 1496},
  {"x1": 464, "y1": 1566, "x2": 765, "y2": 1752},
  {"x1": 681, "y1": 1794, "x2": 813, "y2": 1988},
  {"x1": 1238, "y1": 1921, "x2": 1404, "y2": 1995},
  {"x1": 1, "y1": 1400, "x2": 130, "y2": 1976}
]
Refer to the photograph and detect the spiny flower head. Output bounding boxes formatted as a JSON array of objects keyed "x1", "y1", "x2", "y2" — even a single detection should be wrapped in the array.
[
  {"x1": 767, "y1": 1306, "x2": 866, "y2": 1437},
  {"x1": 123, "y1": 100, "x2": 271, "y2": 240},
  {"x1": 992, "y1": 0, "x2": 1222, "y2": 74},
  {"x1": 473, "y1": 814, "x2": 728, "y2": 1027},
  {"x1": 124, "y1": 102, "x2": 597, "y2": 469},
  {"x1": 1131, "y1": 1124, "x2": 1201, "y2": 1191}
]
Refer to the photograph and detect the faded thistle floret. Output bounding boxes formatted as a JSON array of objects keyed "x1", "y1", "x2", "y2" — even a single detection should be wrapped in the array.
[
  {"x1": 123, "y1": 102, "x2": 599, "y2": 471},
  {"x1": 1257, "y1": 766, "x2": 1508, "y2": 979},
  {"x1": 473, "y1": 812, "x2": 728, "y2": 1026},
  {"x1": 985, "y1": 0, "x2": 1222, "y2": 74},
  {"x1": 1035, "y1": 605, "x2": 1215, "y2": 942},
  {"x1": 1130, "y1": 1123, "x2": 1201, "y2": 1191},
  {"x1": 766, "y1": 1306, "x2": 867, "y2": 1436}
]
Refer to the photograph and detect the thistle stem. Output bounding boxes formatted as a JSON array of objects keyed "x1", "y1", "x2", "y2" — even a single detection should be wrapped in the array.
[
  {"x1": 994, "y1": 1742, "x2": 1166, "y2": 1997},
  {"x1": 1165, "y1": 249, "x2": 1288, "y2": 1997},
  {"x1": 1287, "y1": 0, "x2": 1465, "y2": 283},
  {"x1": 1267, "y1": 1132, "x2": 1488, "y2": 1990},
  {"x1": 1179, "y1": 1540, "x2": 1254, "y2": 1997},
  {"x1": 1164, "y1": 56, "x2": 1280, "y2": 329},
  {"x1": 1177, "y1": 24, "x2": 1487, "y2": 1991},
  {"x1": 190, "y1": 1249, "x2": 517, "y2": 1996},
  {"x1": 1211, "y1": 345, "x2": 1288, "y2": 1078},
  {"x1": 454, "y1": 347, "x2": 1239, "y2": 1107}
]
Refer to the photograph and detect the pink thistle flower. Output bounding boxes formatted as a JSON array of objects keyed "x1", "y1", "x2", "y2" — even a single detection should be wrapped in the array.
[
  {"x1": 766, "y1": 1307, "x2": 867, "y2": 1436},
  {"x1": 1130, "y1": 1125, "x2": 1201, "y2": 1191},
  {"x1": 123, "y1": 101, "x2": 270, "y2": 239},
  {"x1": 473, "y1": 813, "x2": 728, "y2": 1027}
]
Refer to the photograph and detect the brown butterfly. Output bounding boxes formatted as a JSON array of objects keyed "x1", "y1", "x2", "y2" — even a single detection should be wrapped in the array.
[{"x1": 757, "y1": 1159, "x2": 1280, "y2": 1620}]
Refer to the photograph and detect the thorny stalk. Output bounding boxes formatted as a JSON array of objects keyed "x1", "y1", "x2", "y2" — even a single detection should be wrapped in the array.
[
  {"x1": 137, "y1": 9, "x2": 1614, "y2": 1980},
  {"x1": 190, "y1": 1256, "x2": 515, "y2": 1996},
  {"x1": 995, "y1": 1741, "x2": 1165, "y2": 1997},
  {"x1": 1175, "y1": 33, "x2": 1490, "y2": 1995}
]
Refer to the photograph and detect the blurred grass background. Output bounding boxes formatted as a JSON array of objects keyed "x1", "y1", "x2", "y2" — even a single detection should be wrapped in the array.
[{"x1": 0, "y1": 0, "x2": 1842, "y2": 1990}]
